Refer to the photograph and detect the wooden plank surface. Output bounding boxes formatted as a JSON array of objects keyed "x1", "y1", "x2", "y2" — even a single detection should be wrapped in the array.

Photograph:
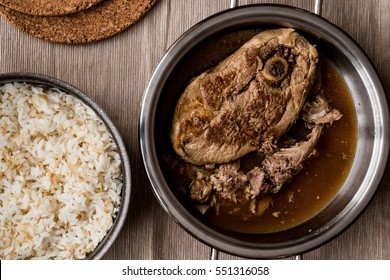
[{"x1": 0, "y1": 0, "x2": 389, "y2": 260}]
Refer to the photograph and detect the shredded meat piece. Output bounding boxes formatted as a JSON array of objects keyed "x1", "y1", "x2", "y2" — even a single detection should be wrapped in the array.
[
  {"x1": 261, "y1": 125, "x2": 322, "y2": 193},
  {"x1": 302, "y1": 94, "x2": 342, "y2": 125},
  {"x1": 210, "y1": 162, "x2": 247, "y2": 202}
]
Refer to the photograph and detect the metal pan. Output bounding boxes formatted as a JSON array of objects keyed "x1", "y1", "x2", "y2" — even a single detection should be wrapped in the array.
[{"x1": 140, "y1": 4, "x2": 389, "y2": 259}]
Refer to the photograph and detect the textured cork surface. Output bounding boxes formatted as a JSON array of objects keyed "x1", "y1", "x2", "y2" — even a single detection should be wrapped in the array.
[
  {"x1": 0, "y1": 0, "x2": 104, "y2": 16},
  {"x1": 0, "y1": 0, "x2": 157, "y2": 44}
]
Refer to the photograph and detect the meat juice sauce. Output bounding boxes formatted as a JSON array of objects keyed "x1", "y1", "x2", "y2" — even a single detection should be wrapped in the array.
[{"x1": 160, "y1": 29, "x2": 358, "y2": 234}]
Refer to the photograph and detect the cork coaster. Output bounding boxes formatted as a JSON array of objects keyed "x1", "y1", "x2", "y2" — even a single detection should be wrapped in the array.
[
  {"x1": 0, "y1": 0, "x2": 104, "y2": 16},
  {"x1": 0, "y1": 0, "x2": 157, "y2": 44}
]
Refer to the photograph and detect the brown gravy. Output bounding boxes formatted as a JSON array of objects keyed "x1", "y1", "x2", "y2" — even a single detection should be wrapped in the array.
[{"x1": 159, "y1": 29, "x2": 358, "y2": 234}]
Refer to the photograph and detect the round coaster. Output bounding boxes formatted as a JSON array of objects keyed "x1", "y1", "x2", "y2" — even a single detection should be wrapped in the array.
[
  {"x1": 0, "y1": 0, "x2": 157, "y2": 44},
  {"x1": 0, "y1": 0, "x2": 104, "y2": 16}
]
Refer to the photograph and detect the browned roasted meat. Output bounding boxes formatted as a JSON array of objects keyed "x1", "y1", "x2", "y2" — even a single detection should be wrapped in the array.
[
  {"x1": 185, "y1": 93, "x2": 342, "y2": 215},
  {"x1": 171, "y1": 28, "x2": 319, "y2": 165},
  {"x1": 168, "y1": 29, "x2": 343, "y2": 217}
]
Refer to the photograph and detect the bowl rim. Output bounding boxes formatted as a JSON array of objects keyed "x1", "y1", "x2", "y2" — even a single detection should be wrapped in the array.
[
  {"x1": 0, "y1": 72, "x2": 132, "y2": 259},
  {"x1": 140, "y1": 4, "x2": 390, "y2": 258}
]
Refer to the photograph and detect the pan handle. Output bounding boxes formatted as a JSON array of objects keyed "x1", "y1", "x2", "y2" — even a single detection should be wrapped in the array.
[
  {"x1": 230, "y1": 0, "x2": 323, "y2": 16},
  {"x1": 230, "y1": 0, "x2": 238, "y2": 9},
  {"x1": 209, "y1": 247, "x2": 304, "y2": 260},
  {"x1": 210, "y1": 247, "x2": 220, "y2": 260},
  {"x1": 314, "y1": 0, "x2": 323, "y2": 15}
]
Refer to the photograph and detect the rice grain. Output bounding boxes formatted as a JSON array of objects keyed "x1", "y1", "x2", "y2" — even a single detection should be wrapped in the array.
[{"x1": 0, "y1": 82, "x2": 122, "y2": 259}]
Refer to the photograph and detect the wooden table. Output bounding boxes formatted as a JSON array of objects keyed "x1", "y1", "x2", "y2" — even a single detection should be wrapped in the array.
[{"x1": 1, "y1": 0, "x2": 389, "y2": 260}]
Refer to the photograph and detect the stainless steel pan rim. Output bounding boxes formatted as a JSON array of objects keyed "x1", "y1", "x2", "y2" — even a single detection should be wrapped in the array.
[
  {"x1": 140, "y1": 5, "x2": 389, "y2": 258},
  {"x1": 0, "y1": 72, "x2": 132, "y2": 260}
]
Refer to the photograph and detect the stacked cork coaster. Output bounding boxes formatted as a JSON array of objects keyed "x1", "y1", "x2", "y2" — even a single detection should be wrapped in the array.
[{"x1": 0, "y1": 0, "x2": 157, "y2": 44}]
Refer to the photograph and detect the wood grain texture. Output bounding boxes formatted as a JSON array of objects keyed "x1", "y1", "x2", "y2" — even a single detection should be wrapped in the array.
[{"x1": 0, "y1": 0, "x2": 388, "y2": 260}]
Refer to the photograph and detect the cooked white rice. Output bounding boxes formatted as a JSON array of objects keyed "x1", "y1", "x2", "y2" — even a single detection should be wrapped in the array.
[{"x1": 0, "y1": 82, "x2": 123, "y2": 259}]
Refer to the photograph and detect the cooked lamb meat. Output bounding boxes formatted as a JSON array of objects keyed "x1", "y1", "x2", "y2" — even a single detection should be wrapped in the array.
[
  {"x1": 210, "y1": 162, "x2": 248, "y2": 202},
  {"x1": 185, "y1": 125, "x2": 322, "y2": 215},
  {"x1": 190, "y1": 161, "x2": 247, "y2": 204},
  {"x1": 168, "y1": 29, "x2": 344, "y2": 218},
  {"x1": 252, "y1": 93, "x2": 342, "y2": 193},
  {"x1": 171, "y1": 28, "x2": 319, "y2": 165},
  {"x1": 182, "y1": 92, "x2": 342, "y2": 216},
  {"x1": 302, "y1": 94, "x2": 343, "y2": 125},
  {"x1": 261, "y1": 124, "x2": 322, "y2": 193},
  {"x1": 190, "y1": 179, "x2": 212, "y2": 203},
  {"x1": 247, "y1": 167, "x2": 272, "y2": 198}
]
